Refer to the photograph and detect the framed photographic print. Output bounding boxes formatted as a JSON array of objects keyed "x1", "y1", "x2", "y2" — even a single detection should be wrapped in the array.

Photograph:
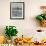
[{"x1": 10, "y1": 2, "x2": 24, "y2": 19}]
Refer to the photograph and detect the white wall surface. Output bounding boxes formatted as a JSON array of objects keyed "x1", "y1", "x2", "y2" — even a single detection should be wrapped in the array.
[{"x1": 0, "y1": 0, "x2": 46, "y2": 39}]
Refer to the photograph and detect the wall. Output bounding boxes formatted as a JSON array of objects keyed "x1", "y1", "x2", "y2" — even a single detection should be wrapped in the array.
[{"x1": 0, "y1": 0, "x2": 46, "y2": 38}]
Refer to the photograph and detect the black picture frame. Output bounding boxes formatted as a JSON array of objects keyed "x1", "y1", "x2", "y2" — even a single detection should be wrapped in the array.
[{"x1": 10, "y1": 2, "x2": 25, "y2": 20}]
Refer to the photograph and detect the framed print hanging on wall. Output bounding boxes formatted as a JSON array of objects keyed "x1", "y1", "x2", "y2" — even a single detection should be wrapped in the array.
[{"x1": 10, "y1": 2, "x2": 24, "y2": 19}]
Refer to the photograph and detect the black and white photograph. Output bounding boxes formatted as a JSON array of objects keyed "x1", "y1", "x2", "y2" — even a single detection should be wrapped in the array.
[{"x1": 10, "y1": 2, "x2": 24, "y2": 19}]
